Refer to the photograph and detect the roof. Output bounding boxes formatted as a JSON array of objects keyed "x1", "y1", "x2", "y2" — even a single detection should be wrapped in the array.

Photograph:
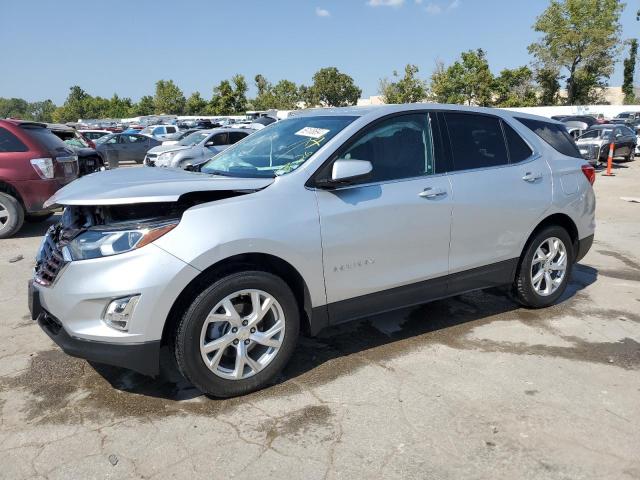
[{"x1": 289, "y1": 103, "x2": 559, "y2": 124}]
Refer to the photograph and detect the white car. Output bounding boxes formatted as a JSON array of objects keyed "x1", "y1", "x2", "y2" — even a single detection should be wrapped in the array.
[{"x1": 139, "y1": 125, "x2": 180, "y2": 140}]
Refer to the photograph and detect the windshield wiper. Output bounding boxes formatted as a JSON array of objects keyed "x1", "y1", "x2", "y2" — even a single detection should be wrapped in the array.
[{"x1": 204, "y1": 169, "x2": 236, "y2": 177}]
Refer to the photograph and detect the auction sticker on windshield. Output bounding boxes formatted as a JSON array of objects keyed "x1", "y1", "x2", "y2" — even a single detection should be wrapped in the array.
[{"x1": 295, "y1": 127, "x2": 330, "y2": 138}]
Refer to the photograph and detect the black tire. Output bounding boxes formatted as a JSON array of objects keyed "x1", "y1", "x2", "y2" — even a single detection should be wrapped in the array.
[
  {"x1": 513, "y1": 226, "x2": 574, "y2": 308},
  {"x1": 174, "y1": 270, "x2": 300, "y2": 398},
  {"x1": 25, "y1": 211, "x2": 54, "y2": 223},
  {"x1": 0, "y1": 192, "x2": 25, "y2": 239}
]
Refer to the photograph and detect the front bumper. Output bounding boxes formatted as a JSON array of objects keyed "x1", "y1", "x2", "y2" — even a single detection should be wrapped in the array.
[
  {"x1": 37, "y1": 311, "x2": 161, "y2": 376},
  {"x1": 31, "y1": 243, "x2": 200, "y2": 374}
]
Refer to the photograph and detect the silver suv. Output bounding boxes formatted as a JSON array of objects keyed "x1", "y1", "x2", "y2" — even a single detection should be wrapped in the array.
[{"x1": 29, "y1": 105, "x2": 596, "y2": 398}]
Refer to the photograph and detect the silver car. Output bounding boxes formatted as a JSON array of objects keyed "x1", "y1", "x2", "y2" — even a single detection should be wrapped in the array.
[
  {"x1": 144, "y1": 128, "x2": 253, "y2": 169},
  {"x1": 29, "y1": 105, "x2": 596, "y2": 398}
]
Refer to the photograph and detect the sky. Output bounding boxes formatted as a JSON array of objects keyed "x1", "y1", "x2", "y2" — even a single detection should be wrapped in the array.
[{"x1": 1, "y1": 0, "x2": 638, "y2": 104}]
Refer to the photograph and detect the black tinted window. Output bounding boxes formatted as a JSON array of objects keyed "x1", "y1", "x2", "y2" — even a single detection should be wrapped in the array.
[
  {"x1": 228, "y1": 131, "x2": 248, "y2": 143},
  {"x1": 0, "y1": 127, "x2": 28, "y2": 152},
  {"x1": 341, "y1": 113, "x2": 434, "y2": 183},
  {"x1": 503, "y1": 122, "x2": 533, "y2": 163},
  {"x1": 20, "y1": 126, "x2": 68, "y2": 152},
  {"x1": 516, "y1": 117, "x2": 582, "y2": 158},
  {"x1": 444, "y1": 113, "x2": 508, "y2": 170},
  {"x1": 209, "y1": 133, "x2": 229, "y2": 146}
]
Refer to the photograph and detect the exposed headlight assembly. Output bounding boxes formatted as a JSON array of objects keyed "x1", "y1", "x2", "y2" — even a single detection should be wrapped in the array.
[
  {"x1": 63, "y1": 220, "x2": 178, "y2": 261},
  {"x1": 157, "y1": 151, "x2": 178, "y2": 164}
]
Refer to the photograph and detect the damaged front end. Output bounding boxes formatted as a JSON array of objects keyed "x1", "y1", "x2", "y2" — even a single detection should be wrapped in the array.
[{"x1": 34, "y1": 190, "x2": 249, "y2": 287}]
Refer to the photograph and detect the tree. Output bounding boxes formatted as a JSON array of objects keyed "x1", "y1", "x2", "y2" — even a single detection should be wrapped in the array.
[
  {"x1": 622, "y1": 39, "x2": 638, "y2": 104},
  {"x1": 209, "y1": 80, "x2": 235, "y2": 115},
  {"x1": 185, "y1": 91, "x2": 207, "y2": 115},
  {"x1": 535, "y1": 67, "x2": 561, "y2": 105},
  {"x1": 0, "y1": 97, "x2": 30, "y2": 119},
  {"x1": 106, "y1": 94, "x2": 133, "y2": 119},
  {"x1": 231, "y1": 74, "x2": 248, "y2": 113},
  {"x1": 430, "y1": 49, "x2": 494, "y2": 106},
  {"x1": 304, "y1": 67, "x2": 361, "y2": 107},
  {"x1": 28, "y1": 99, "x2": 56, "y2": 122},
  {"x1": 379, "y1": 64, "x2": 428, "y2": 104},
  {"x1": 528, "y1": 0, "x2": 624, "y2": 105},
  {"x1": 271, "y1": 80, "x2": 301, "y2": 109},
  {"x1": 133, "y1": 95, "x2": 155, "y2": 116},
  {"x1": 153, "y1": 79, "x2": 186, "y2": 114},
  {"x1": 493, "y1": 66, "x2": 538, "y2": 107}
]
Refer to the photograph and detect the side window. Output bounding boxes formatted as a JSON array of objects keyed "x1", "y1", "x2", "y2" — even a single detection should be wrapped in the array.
[
  {"x1": 502, "y1": 122, "x2": 533, "y2": 163},
  {"x1": 166, "y1": 126, "x2": 177, "y2": 134},
  {"x1": 444, "y1": 113, "x2": 509, "y2": 171},
  {"x1": 152, "y1": 127, "x2": 164, "y2": 135},
  {"x1": 126, "y1": 135, "x2": 145, "y2": 143},
  {"x1": 339, "y1": 113, "x2": 434, "y2": 183},
  {"x1": 209, "y1": 133, "x2": 229, "y2": 146},
  {"x1": 515, "y1": 117, "x2": 582, "y2": 158},
  {"x1": 0, "y1": 127, "x2": 28, "y2": 152},
  {"x1": 228, "y1": 131, "x2": 248, "y2": 143}
]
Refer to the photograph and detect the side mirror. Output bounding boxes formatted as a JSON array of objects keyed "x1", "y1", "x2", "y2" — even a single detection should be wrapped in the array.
[{"x1": 331, "y1": 159, "x2": 373, "y2": 183}]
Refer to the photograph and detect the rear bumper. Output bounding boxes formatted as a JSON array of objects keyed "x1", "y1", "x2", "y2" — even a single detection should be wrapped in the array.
[
  {"x1": 575, "y1": 234, "x2": 594, "y2": 263},
  {"x1": 37, "y1": 312, "x2": 160, "y2": 376},
  {"x1": 12, "y1": 178, "x2": 67, "y2": 212}
]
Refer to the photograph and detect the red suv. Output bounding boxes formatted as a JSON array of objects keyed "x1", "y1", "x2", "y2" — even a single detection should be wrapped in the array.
[{"x1": 0, "y1": 120, "x2": 79, "y2": 238}]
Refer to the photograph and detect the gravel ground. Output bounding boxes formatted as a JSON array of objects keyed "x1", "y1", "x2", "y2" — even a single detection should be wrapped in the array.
[{"x1": 0, "y1": 160, "x2": 639, "y2": 480}]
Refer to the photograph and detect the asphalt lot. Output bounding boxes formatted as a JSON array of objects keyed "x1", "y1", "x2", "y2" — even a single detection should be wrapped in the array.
[{"x1": 1, "y1": 160, "x2": 639, "y2": 480}]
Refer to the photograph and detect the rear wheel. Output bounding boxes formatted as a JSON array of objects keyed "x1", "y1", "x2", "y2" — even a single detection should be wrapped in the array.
[
  {"x1": 174, "y1": 271, "x2": 299, "y2": 398},
  {"x1": 0, "y1": 192, "x2": 24, "y2": 239},
  {"x1": 513, "y1": 226, "x2": 573, "y2": 308}
]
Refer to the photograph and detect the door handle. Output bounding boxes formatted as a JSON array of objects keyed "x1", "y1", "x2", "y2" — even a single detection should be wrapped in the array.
[
  {"x1": 522, "y1": 172, "x2": 542, "y2": 182},
  {"x1": 419, "y1": 187, "x2": 447, "y2": 199}
]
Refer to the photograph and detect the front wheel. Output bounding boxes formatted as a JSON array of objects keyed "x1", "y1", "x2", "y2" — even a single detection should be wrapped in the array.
[
  {"x1": 174, "y1": 271, "x2": 300, "y2": 398},
  {"x1": 513, "y1": 226, "x2": 574, "y2": 308}
]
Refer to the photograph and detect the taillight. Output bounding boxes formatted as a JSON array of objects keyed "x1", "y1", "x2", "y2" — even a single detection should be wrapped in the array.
[
  {"x1": 581, "y1": 164, "x2": 596, "y2": 185},
  {"x1": 30, "y1": 158, "x2": 55, "y2": 179}
]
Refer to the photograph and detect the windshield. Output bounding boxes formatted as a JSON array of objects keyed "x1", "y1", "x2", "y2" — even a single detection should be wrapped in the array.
[
  {"x1": 95, "y1": 133, "x2": 116, "y2": 144},
  {"x1": 178, "y1": 131, "x2": 210, "y2": 146},
  {"x1": 200, "y1": 116, "x2": 356, "y2": 178},
  {"x1": 616, "y1": 113, "x2": 630, "y2": 118}
]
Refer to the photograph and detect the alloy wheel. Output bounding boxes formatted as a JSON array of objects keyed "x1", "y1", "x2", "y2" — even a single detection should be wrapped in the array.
[
  {"x1": 0, "y1": 203, "x2": 9, "y2": 227},
  {"x1": 199, "y1": 289, "x2": 285, "y2": 380},
  {"x1": 530, "y1": 237, "x2": 568, "y2": 296}
]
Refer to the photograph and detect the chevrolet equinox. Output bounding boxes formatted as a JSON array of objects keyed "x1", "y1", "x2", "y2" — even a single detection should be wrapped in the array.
[{"x1": 29, "y1": 105, "x2": 596, "y2": 398}]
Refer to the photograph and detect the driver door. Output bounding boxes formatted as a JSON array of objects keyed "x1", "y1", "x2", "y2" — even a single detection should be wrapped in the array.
[{"x1": 314, "y1": 112, "x2": 453, "y2": 323}]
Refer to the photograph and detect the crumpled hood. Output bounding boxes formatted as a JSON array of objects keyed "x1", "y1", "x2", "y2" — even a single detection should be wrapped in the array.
[{"x1": 45, "y1": 167, "x2": 274, "y2": 207}]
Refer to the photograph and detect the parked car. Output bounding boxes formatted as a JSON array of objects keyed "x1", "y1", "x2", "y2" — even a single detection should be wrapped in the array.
[
  {"x1": 144, "y1": 128, "x2": 252, "y2": 169},
  {"x1": 611, "y1": 111, "x2": 639, "y2": 126},
  {"x1": 0, "y1": 119, "x2": 78, "y2": 238},
  {"x1": 29, "y1": 105, "x2": 596, "y2": 398},
  {"x1": 46, "y1": 124, "x2": 104, "y2": 176},
  {"x1": 576, "y1": 124, "x2": 637, "y2": 164},
  {"x1": 95, "y1": 133, "x2": 162, "y2": 168},
  {"x1": 161, "y1": 129, "x2": 199, "y2": 146},
  {"x1": 140, "y1": 125, "x2": 180, "y2": 139},
  {"x1": 551, "y1": 115, "x2": 598, "y2": 127},
  {"x1": 79, "y1": 130, "x2": 111, "y2": 142}
]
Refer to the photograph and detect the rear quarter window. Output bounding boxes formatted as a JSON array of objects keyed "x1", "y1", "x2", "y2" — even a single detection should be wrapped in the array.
[
  {"x1": 0, "y1": 127, "x2": 28, "y2": 152},
  {"x1": 515, "y1": 117, "x2": 582, "y2": 158}
]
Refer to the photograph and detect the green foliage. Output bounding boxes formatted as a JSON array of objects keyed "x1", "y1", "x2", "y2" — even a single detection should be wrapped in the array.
[
  {"x1": 379, "y1": 64, "x2": 428, "y2": 104},
  {"x1": 303, "y1": 67, "x2": 361, "y2": 107},
  {"x1": 622, "y1": 39, "x2": 638, "y2": 104},
  {"x1": 0, "y1": 97, "x2": 31, "y2": 119},
  {"x1": 528, "y1": 0, "x2": 624, "y2": 105},
  {"x1": 535, "y1": 67, "x2": 562, "y2": 106},
  {"x1": 493, "y1": 66, "x2": 538, "y2": 107},
  {"x1": 153, "y1": 80, "x2": 186, "y2": 115},
  {"x1": 252, "y1": 75, "x2": 301, "y2": 110},
  {"x1": 133, "y1": 95, "x2": 155, "y2": 116},
  {"x1": 209, "y1": 75, "x2": 249, "y2": 115},
  {"x1": 430, "y1": 49, "x2": 494, "y2": 106},
  {"x1": 185, "y1": 91, "x2": 208, "y2": 115}
]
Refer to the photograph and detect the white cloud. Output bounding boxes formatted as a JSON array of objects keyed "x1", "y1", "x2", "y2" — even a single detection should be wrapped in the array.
[
  {"x1": 424, "y1": 3, "x2": 442, "y2": 14},
  {"x1": 414, "y1": 0, "x2": 423, "y2": 4},
  {"x1": 367, "y1": 0, "x2": 405, "y2": 7},
  {"x1": 424, "y1": 0, "x2": 460, "y2": 14},
  {"x1": 315, "y1": 7, "x2": 330, "y2": 17}
]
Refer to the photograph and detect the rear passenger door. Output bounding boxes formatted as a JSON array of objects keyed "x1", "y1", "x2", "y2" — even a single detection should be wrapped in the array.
[{"x1": 443, "y1": 112, "x2": 552, "y2": 281}]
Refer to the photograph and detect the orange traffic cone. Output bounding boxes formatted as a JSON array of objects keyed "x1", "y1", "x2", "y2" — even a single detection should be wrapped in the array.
[{"x1": 602, "y1": 142, "x2": 615, "y2": 177}]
